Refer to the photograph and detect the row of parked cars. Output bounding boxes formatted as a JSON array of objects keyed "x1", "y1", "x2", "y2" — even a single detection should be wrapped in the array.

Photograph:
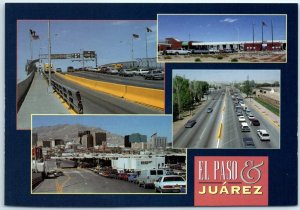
[
  {"x1": 232, "y1": 92, "x2": 270, "y2": 148},
  {"x1": 88, "y1": 167, "x2": 186, "y2": 193}
]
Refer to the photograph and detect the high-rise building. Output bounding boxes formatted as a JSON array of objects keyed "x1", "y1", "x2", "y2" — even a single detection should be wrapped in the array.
[
  {"x1": 82, "y1": 134, "x2": 93, "y2": 148},
  {"x1": 42, "y1": 140, "x2": 51, "y2": 148},
  {"x1": 150, "y1": 133, "x2": 167, "y2": 150},
  {"x1": 124, "y1": 133, "x2": 147, "y2": 148},
  {"x1": 92, "y1": 132, "x2": 106, "y2": 146},
  {"x1": 32, "y1": 133, "x2": 38, "y2": 146}
]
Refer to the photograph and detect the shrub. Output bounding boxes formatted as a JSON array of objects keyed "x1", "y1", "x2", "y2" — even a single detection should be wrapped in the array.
[
  {"x1": 231, "y1": 58, "x2": 238, "y2": 62},
  {"x1": 195, "y1": 58, "x2": 201, "y2": 62},
  {"x1": 217, "y1": 55, "x2": 223, "y2": 60},
  {"x1": 164, "y1": 56, "x2": 172, "y2": 59}
]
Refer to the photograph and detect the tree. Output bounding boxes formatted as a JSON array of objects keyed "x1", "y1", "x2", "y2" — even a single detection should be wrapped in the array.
[
  {"x1": 243, "y1": 80, "x2": 253, "y2": 97},
  {"x1": 173, "y1": 76, "x2": 192, "y2": 119}
]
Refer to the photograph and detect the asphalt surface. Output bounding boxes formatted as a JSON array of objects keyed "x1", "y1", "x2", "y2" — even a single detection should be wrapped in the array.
[
  {"x1": 173, "y1": 89, "x2": 280, "y2": 149},
  {"x1": 51, "y1": 74, "x2": 163, "y2": 114},
  {"x1": 68, "y1": 71, "x2": 164, "y2": 90},
  {"x1": 33, "y1": 160, "x2": 154, "y2": 193}
]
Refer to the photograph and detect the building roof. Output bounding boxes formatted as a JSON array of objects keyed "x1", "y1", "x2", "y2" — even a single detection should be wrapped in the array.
[{"x1": 192, "y1": 40, "x2": 286, "y2": 46}]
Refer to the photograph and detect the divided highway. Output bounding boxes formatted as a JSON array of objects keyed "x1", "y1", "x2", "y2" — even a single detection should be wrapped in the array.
[
  {"x1": 173, "y1": 89, "x2": 280, "y2": 149},
  {"x1": 51, "y1": 74, "x2": 163, "y2": 114}
]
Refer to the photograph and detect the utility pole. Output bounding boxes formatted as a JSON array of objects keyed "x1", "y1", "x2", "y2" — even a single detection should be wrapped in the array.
[
  {"x1": 145, "y1": 28, "x2": 149, "y2": 68},
  {"x1": 131, "y1": 36, "x2": 134, "y2": 68}
]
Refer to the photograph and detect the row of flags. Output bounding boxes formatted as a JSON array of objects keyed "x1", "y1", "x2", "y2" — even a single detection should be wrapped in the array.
[{"x1": 132, "y1": 27, "x2": 152, "y2": 39}]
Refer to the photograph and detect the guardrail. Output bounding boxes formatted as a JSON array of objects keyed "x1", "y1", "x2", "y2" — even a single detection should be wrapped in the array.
[
  {"x1": 56, "y1": 73, "x2": 165, "y2": 110},
  {"x1": 43, "y1": 72, "x2": 83, "y2": 114},
  {"x1": 17, "y1": 59, "x2": 39, "y2": 112}
]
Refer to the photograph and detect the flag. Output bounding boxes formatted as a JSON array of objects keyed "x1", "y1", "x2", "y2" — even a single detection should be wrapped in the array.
[
  {"x1": 132, "y1": 34, "x2": 139, "y2": 38},
  {"x1": 146, "y1": 27, "x2": 152, "y2": 32},
  {"x1": 262, "y1": 21, "x2": 267, "y2": 27},
  {"x1": 29, "y1": 29, "x2": 39, "y2": 40}
]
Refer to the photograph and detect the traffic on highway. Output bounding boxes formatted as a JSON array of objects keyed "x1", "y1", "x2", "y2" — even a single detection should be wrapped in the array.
[{"x1": 173, "y1": 70, "x2": 280, "y2": 149}]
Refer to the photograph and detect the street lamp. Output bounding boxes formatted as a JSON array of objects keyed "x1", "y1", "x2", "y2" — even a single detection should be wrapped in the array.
[{"x1": 48, "y1": 20, "x2": 52, "y2": 94}]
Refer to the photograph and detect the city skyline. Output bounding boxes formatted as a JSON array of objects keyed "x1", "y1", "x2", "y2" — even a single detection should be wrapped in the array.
[
  {"x1": 173, "y1": 69, "x2": 280, "y2": 84},
  {"x1": 32, "y1": 115, "x2": 172, "y2": 142},
  {"x1": 158, "y1": 15, "x2": 286, "y2": 43},
  {"x1": 18, "y1": 20, "x2": 157, "y2": 81}
]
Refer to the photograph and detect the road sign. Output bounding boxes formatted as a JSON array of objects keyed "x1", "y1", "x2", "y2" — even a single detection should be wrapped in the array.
[{"x1": 83, "y1": 51, "x2": 96, "y2": 58}]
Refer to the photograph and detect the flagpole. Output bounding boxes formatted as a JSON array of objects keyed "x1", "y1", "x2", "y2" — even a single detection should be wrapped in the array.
[
  {"x1": 261, "y1": 22, "x2": 263, "y2": 51},
  {"x1": 145, "y1": 28, "x2": 149, "y2": 68},
  {"x1": 271, "y1": 20, "x2": 274, "y2": 50},
  {"x1": 252, "y1": 23, "x2": 254, "y2": 51},
  {"x1": 30, "y1": 33, "x2": 33, "y2": 60},
  {"x1": 131, "y1": 36, "x2": 134, "y2": 68}
]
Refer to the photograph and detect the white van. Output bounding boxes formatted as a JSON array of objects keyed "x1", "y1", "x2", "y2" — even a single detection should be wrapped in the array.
[
  {"x1": 241, "y1": 122, "x2": 250, "y2": 132},
  {"x1": 137, "y1": 169, "x2": 167, "y2": 188}
]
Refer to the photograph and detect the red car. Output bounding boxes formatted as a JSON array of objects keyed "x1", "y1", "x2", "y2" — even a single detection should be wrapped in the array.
[{"x1": 117, "y1": 173, "x2": 129, "y2": 181}]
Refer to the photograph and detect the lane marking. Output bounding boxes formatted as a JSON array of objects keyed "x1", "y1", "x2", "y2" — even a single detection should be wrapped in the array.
[
  {"x1": 216, "y1": 92, "x2": 227, "y2": 148},
  {"x1": 53, "y1": 92, "x2": 76, "y2": 114}
]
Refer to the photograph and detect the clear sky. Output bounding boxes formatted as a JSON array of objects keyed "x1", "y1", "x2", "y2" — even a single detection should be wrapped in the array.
[
  {"x1": 32, "y1": 115, "x2": 172, "y2": 142},
  {"x1": 158, "y1": 15, "x2": 286, "y2": 42},
  {"x1": 17, "y1": 20, "x2": 157, "y2": 81},
  {"x1": 173, "y1": 69, "x2": 280, "y2": 83}
]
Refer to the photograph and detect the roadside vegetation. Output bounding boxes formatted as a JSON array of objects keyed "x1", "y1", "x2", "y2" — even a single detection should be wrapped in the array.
[{"x1": 254, "y1": 97, "x2": 280, "y2": 116}]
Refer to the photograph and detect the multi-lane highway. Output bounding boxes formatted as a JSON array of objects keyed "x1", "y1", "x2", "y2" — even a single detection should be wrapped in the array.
[
  {"x1": 51, "y1": 74, "x2": 163, "y2": 114},
  {"x1": 173, "y1": 88, "x2": 280, "y2": 149},
  {"x1": 69, "y1": 71, "x2": 164, "y2": 90}
]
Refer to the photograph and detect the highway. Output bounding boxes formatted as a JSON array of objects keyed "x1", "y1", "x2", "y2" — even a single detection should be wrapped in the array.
[
  {"x1": 173, "y1": 89, "x2": 280, "y2": 149},
  {"x1": 51, "y1": 74, "x2": 163, "y2": 114},
  {"x1": 68, "y1": 71, "x2": 164, "y2": 90}
]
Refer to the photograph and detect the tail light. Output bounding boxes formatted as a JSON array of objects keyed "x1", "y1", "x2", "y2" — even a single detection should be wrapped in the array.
[{"x1": 164, "y1": 185, "x2": 173, "y2": 189}]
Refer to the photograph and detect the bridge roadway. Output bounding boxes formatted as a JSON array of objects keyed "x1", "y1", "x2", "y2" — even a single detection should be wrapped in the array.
[
  {"x1": 17, "y1": 72, "x2": 69, "y2": 130},
  {"x1": 51, "y1": 74, "x2": 163, "y2": 114}
]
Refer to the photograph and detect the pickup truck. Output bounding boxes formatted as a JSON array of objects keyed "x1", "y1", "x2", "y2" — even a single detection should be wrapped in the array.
[{"x1": 163, "y1": 48, "x2": 191, "y2": 55}]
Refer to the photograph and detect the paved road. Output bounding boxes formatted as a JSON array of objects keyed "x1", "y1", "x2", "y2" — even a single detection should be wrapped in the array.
[
  {"x1": 69, "y1": 71, "x2": 164, "y2": 90},
  {"x1": 33, "y1": 167, "x2": 154, "y2": 193},
  {"x1": 173, "y1": 88, "x2": 280, "y2": 149},
  {"x1": 52, "y1": 74, "x2": 163, "y2": 114}
]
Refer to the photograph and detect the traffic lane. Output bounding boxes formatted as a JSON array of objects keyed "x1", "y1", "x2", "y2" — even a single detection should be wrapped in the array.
[
  {"x1": 244, "y1": 101, "x2": 279, "y2": 148},
  {"x1": 34, "y1": 168, "x2": 154, "y2": 193},
  {"x1": 69, "y1": 71, "x2": 164, "y2": 90},
  {"x1": 177, "y1": 92, "x2": 224, "y2": 148},
  {"x1": 52, "y1": 75, "x2": 162, "y2": 114},
  {"x1": 220, "y1": 92, "x2": 243, "y2": 148},
  {"x1": 173, "y1": 91, "x2": 222, "y2": 148},
  {"x1": 227, "y1": 97, "x2": 277, "y2": 149},
  {"x1": 202, "y1": 93, "x2": 225, "y2": 148}
]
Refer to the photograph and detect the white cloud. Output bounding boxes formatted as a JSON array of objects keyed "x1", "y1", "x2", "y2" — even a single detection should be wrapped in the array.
[
  {"x1": 220, "y1": 18, "x2": 238, "y2": 23},
  {"x1": 112, "y1": 20, "x2": 129, "y2": 26}
]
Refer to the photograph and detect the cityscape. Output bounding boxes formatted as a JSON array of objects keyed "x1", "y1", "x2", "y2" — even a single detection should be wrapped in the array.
[{"x1": 32, "y1": 115, "x2": 186, "y2": 194}]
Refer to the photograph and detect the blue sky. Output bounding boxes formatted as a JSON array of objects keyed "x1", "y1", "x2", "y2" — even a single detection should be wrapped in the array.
[
  {"x1": 17, "y1": 20, "x2": 157, "y2": 81},
  {"x1": 173, "y1": 70, "x2": 280, "y2": 83},
  {"x1": 32, "y1": 115, "x2": 172, "y2": 142},
  {"x1": 158, "y1": 15, "x2": 286, "y2": 42}
]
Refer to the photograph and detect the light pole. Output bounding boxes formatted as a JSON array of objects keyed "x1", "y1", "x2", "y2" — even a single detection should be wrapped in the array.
[
  {"x1": 29, "y1": 29, "x2": 39, "y2": 61},
  {"x1": 48, "y1": 20, "x2": 52, "y2": 94}
]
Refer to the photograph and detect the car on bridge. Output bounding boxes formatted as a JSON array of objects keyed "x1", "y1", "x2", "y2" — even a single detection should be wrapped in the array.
[
  {"x1": 184, "y1": 120, "x2": 196, "y2": 128},
  {"x1": 257, "y1": 129, "x2": 270, "y2": 141},
  {"x1": 106, "y1": 67, "x2": 119, "y2": 75},
  {"x1": 144, "y1": 70, "x2": 164, "y2": 80},
  {"x1": 119, "y1": 69, "x2": 134, "y2": 77},
  {"x1": 243, "y1": 137, "x2": 256, "y2": 148}
]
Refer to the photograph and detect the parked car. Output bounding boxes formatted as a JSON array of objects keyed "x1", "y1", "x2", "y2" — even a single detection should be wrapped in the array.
[
  {"x1": 138, "y1": 68, "x2": 151, "y2": 76},
  {"x1": 238, "y1": 116, "x2": 246, "y2": 122},
  {"x1": 127, "y1": 67, "x2": 139, "y2": 75},
  {"x1": 144, "y1": 70, "x2": 164, "y2": 80},
  {"x1": 119, "y1": 69, "x2": 134, "y2": 77},
  {"x1": 127, "y1": 173, "x2": 138, "y2": 183},
  {"x1": 99, "y1": 66, "x2": 109, "y2": 73},
  {"x1": 67, "y1": 66, "x2": 74, "y2": 72},
  {"x1": 137, "y1": 169, "x2": 168, "y2": 189},
  {"x1": 207, "y1": 107, "x2": 213, "y2": 113},
  {"x1": 257, "y1": 129, "x2": 270, "y2": 141},
  {"x1": 240, "y1": 122, "x2": 250, "y2": 132},
  {"x1": 185, "y1": 120, "x2": 196, "y2": 128},
  {"x1": 154, "y1": 175, "x2": 186, "y2": 193},
  {"x1": 243, "y1": 137, "x2": 256, "y2": 148},
  {"x1": 108, "y1": 169, "x2": 119, "y2": 179},
  {"x1": 250, "y1": 118, "x2": 260, "y2": 126},
  {"x1": 117, "y1": 173, "x2": 129, "y2": 181}
]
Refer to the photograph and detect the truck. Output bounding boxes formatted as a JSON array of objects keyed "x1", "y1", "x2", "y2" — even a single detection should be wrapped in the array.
[
  {"x1": 32, "y1": 160, "x2": 57, "y2": 178},
  {"x1": 163, "y1": 48, "x2": 191, "y2": 55},
  {"x1": 44, "y1": 63, "x2": 54, "y2": 74}
]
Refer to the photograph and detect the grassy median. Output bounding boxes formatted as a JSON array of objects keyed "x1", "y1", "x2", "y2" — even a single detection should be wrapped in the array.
[{"x1": 254, "y1": 97, "x2": 280, "y2": 116}]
